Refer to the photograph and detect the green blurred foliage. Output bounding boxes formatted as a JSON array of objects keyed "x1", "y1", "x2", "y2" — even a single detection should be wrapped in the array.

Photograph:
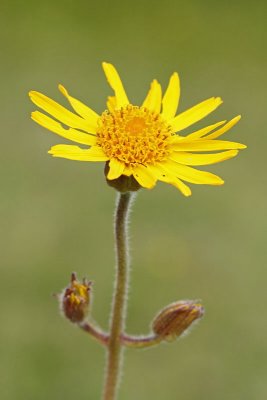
[{"x1": 1, "y1": 0, "x2": 266, "y2": 399}]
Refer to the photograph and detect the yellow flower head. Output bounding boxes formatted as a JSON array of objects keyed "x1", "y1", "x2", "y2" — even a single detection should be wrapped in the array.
[{"x1": 29, "y1": 62, "x2": 246, "y2": 196}]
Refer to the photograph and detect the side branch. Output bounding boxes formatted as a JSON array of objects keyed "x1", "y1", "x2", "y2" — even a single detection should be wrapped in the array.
[{"x1": 80, "y1": 322, "x2": 162, "y2": 349}]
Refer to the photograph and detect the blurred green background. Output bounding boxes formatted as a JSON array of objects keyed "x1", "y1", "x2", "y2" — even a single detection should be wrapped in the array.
[{"x1": 1, "y1": 0, "x2": 266, "y2": 399}]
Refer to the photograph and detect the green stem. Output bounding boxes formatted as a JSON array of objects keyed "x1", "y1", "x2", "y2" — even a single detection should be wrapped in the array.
[
  {"x1": 79, "y1": 321, "x2": 109, "y2": 346},
  {"x1": 80, "y1": 321, "x2": 162, "y2": 349},
  {"x1": 102, "y1": 192, "x2": 133, "y2": 400},
  {"x1": 121, "y1": 333, "x2": 161, "y2": 349}
]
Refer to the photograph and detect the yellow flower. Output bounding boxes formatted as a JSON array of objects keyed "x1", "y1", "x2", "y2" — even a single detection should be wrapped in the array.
[{"x1": 29, "y1": 62, "x2": 246, "y2": 196}]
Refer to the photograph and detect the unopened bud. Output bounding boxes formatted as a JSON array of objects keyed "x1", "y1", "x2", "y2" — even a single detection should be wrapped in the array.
[
  {"x1": 60, "y1": 273, "x2": 92, "y2": 323},
  {"x1": 152, "y1": 300, "x2": 204, "y2": 342}
]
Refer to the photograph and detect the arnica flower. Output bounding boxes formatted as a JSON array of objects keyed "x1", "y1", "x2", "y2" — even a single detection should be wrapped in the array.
[{"x1": 29, "y1": 63, "x2": 246, "y2": 196}]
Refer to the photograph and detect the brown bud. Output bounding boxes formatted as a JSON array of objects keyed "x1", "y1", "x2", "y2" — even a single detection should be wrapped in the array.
[
  {"x1": 60, "y1": 273, "x2": 92, "y2": 323},
  {"x1": 104, "y1": 162, "x2": 141, "y2": 193},
  {"x1": 152, "y1": 300, "x2": 204, "y2": 342}
]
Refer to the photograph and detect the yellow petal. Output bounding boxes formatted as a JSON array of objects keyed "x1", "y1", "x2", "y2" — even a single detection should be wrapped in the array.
[
  {"x1": 163, "y1": 160, "x2": 224, "y2": 185},
  {"x1": 163, "y1": 175, "x2": 192, "y2": 197},
  {"x1": 149, "y1": 164, "x2": 191, "y2": 196},
  {"x1": 170, "y1": 97, "x2": 223, "y2": 132},
  {"x1": 107, "y1": 159, "x2": 125, "y2": 180},
  {"x1": 161, "y1": 72, "x2": 180, "y2": 119},
  {"x1": 102, "y1": 62, "x2": 129, "y2": 108},
  {"x1": 29, "y1": 91, "x2": 97, "y2": 134},
  {"x1": 170, "y1": 150, "x2": 239, "y2": 166},
  {"x1": 205, "y1": 115, "x2": 241, "y2": 140},
  {"x1": 172, "y1": 139, "x2": 246, "y2": 152},
  {"x1": 184, "y1": 120, "x2": 226, "y2": 140},
  {"x1": 48, "y1": 145, "x2": 109, "y2": 161},
  {"x1": 133, "y1": 165, "x2": 157, "y2": 189},
  {"x1": 142, "y1": 80, "x2": 162, "y2": 114},
  {"x1": 58, "y1": 85, "x2": 99, "y2": 123},
  {"x1": 123, "y1": 166, "x2": 133, "y2": 176},
  {"x1": 31, "y1": 111, "x2": 97, "y2": 146},
  {"x1": 107, "y1": 96, "x2": 117, "y2": 113}
]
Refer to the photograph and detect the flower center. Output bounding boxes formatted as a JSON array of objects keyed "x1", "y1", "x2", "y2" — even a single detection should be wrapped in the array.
[{"x1": 96, "y1": 105, "x2": 172, "y2": 166}]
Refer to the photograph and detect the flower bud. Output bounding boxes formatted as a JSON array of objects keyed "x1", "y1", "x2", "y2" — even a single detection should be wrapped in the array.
[
  {"x1": 104, "y1": 162, "x2": 141, "y2": 192},
  {"x1": 152, "y1": 300, "x2": 204, "y2": 342},
  {"x1": 60, "y1": 273, "x2": 92, "y2": 323}
]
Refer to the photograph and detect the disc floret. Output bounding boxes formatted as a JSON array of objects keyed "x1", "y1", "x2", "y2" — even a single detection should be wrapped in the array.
[{"x1": 96, "y1": 105, "x2": 172, "y2": 167}]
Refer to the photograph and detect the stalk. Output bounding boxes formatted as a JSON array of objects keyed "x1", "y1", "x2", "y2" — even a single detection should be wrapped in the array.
[{"x1": 102, "y1": 192, "x2": 133, "y2": 400}]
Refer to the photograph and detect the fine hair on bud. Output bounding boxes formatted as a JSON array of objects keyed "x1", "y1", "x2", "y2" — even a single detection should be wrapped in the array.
[
  {"x1": 59, "y1": 272, "x2": 92, "y2": 323},
  {"x1": 152, "y1": 300, "x2": 204, "y2": 342}
]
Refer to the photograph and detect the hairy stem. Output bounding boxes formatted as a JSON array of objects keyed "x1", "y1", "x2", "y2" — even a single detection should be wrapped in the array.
[
  {"x1": 102, "y1": 192, "x2": 133, "y2": 400},
  {"x1": 80, "y1": 321, "x2": 161, "y2": 349},
  {"x1": 121, "y1": 333, "x2": 161, "y2": 348},
  {"x1": 80, "y1": 322, "x2": 109, "y2": 346}
]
